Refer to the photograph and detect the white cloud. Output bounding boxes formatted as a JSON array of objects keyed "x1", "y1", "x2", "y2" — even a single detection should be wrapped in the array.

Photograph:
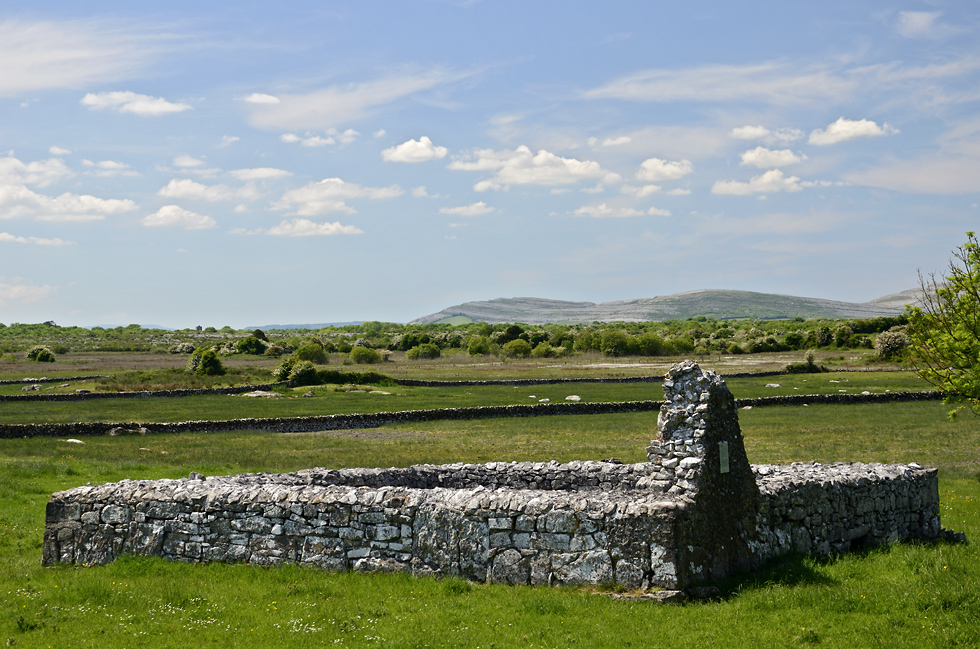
[
  {"x1": 81, "y1": 91, "x2": 191, "y2": 116},
  {"x1": 173, "y1": 155, "x2": 205, "y2": 168},
  {"x1": 246, "y1": 70, "x2": 467, "y2": 130},
  {"x1": 48, "y1": 146, "x2": 71, "y2": 156},
  {"x1": 0, "y1": 280, "x2": 53, "y2": 306},
  {"x1": 219, "y1": 136, "x2": 239, "y2": 147},
  {"x1": 281, "y1": 132, "x2": 332, "y2": 147},
  {"x1": 373, "y1": 129, "x2": 386, "y2": 138},
  {"x1": 142, "y1": 205, "x2": 216, "y2": 230},
  {"x1": 636, "y1": 158, "x2": 693, "y2": 182},
  {"x1": 0, "y1": 232, "x2": 74, "y2": 245},
  {"x1": 711, "y1": 169, "x2": 804, "y2": 195},
  {"x1": 81, "y1": 159, "x2": 139, "y2": 177},
  {"x1": 438, "y1": 201, "x2": 494, "y2": 217},
  {"x1": 896, "y1": 11, "x2": 942, "y2": 38},
  {"x1": 0, "y1": 156, "x2": 73, "y2": 187},
  {"x1": 620, "y1": 184, "x2": 661, "y2": 197},
  {"x1": 731, "y1": 125, "x2": 804, "y2": 144},
  {"x1": 739, "y1": 147, "x2": 806, "y2": 168},
  {"x1": 601, "y1": 136, "x2": 631, "y2": 147},
  {"x1": 412, "y1": 186, "x2": 429, "y2": 198},
  {"x1": 228, "y1": 167, "x2": 292, "y2": 181},
  {"x1": 267, "y1": 218, "x2": 363, "y2": 236},
  {"x1": 666, "y1": 188, "x2": 691, "y2": 196},
  {"x1": 573, "y1": 203, "x2": 663, "y2": 218},
  {"x1": 272, "y1": 178, "x2": 402, "y2": 216},
  {"x1": 808, "y1": 117, "x2": 899, "y2": 145},
  {"x1": 158, "y1": 179, "x2": 259, "y2": 202},
  {"x1": 243, "y1": 93, "x2": 280, "y2": 104},
  {"x1": 449, "y1": 145, "x2": 615, "y2": 191},
  {"x1": 0, "y1": 184, "x2": 136, "y2": 221},
  {"x1": 0, "y1": 20, "x2": 157, "y2": 97},
  {"x1": 731, "y1": 125, "x2": 771, "y2": 140},
  {"x1": 382, "y1": 136, "x2": 448, "y2": 163},
  {"x1": 582, "y1": 183, "x2": 605, "y2": 194}
]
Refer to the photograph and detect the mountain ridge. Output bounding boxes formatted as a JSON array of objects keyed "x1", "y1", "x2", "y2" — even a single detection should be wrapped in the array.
[{"x1": 410, "y1": 288, "x2": 922, "y2": 325}]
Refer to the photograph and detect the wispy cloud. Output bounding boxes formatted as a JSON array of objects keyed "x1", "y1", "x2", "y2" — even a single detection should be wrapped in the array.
[
  {"x1": 0, "y1": 20, "x2": 162, "y2": 96},
  {"x1": 81, "y1": 91, "x2": 192, "y2": 116},
  {"x1": 438, "y1": 201, "x2": 494, "y2": 216},
  {"x1": 246, "y1": 69, "x2": 468, "y2": 130},
  {"x1": 0, "y1": 232, "x2": 74, "y2": 245}
]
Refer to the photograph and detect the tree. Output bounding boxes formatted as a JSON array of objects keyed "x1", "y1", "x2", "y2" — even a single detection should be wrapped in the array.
[{"x1": 906, "y1": 232, "x2": 980, "y2": 416}]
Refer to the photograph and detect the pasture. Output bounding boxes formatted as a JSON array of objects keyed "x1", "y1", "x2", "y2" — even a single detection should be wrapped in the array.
[{"x1": 1, "y1": 351, "x2": 977, "y2": 647}]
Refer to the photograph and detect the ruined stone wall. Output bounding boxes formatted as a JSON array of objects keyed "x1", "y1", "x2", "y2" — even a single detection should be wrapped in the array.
[
  {"x1": 41, "y1": 361, "x2": 952, "y2": 591},
  {"x1": 749, "y1": 462, "x2": 941, "y2": 562},
  {"x1": 43, "y1": 466, "x2": 687, "y2": 589}
]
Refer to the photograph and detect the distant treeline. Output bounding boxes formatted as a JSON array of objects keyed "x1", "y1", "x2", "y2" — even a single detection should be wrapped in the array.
[{"x1": 1, "y1": 315, "x2": 909, "y2": 360}]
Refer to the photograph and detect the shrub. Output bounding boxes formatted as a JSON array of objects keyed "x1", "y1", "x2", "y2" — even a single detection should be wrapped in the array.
[
  {"x1": 236, "y1": 336, "x2": 268, "y2": 355},
  {"x1": 188, "y1": 348, "x2": 224, "y2": 376},
  {"x1": 168, "y1": 343, "x2": 196, "y2": 354},
  {"x1": 600, "y1": 330, "x2": 630, "y2": 356},
  {"x1": 26, "y1": 345, "x2": 55, "y2": 362},
  {"x1": 531, "y1": 342, "x2": 560, "y2": 358},
  {"x1": 875, "y1": 328, "x2": 910, "y2": 361},
  {"x1": 295, "y1": 342, "x2": 327, "y2": 364},
  {"x1": 252, "y1": 329, "x2": 268, "y2": 341},
  {"x1": 785, "y1": 350, "x2": 824, "y2": 373},
  {"x1": 406, "y1": 343, "x2": 441, "y2": 360},
  {"x1": 467, "y1": 336, "x2": 494, "y2": 356},
  {"x1": 349, "y1": 346, "x2": 382, "y2": 364},
  {"x1": 264, "y1": 344, "x2": 284, "y2": 358},
  {"x1": 289, "y1": 360, "x2": 319, "y2": 386},
  {"x1": 502, "y1": 339, "x2": 532, "y2": 358},
  {"x1": 272, "y1": 357, "x2": 296, "y2": 381}
]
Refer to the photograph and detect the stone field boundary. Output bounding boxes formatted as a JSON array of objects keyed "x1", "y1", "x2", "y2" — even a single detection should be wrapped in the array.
[{"x1": 1, "y1": 390, "x2": 942, "y2": 439}]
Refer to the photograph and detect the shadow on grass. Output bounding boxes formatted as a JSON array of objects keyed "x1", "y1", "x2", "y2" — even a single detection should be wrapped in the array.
[{"x1": 716, "y1": 552, "x2": 840, "y2": 597}]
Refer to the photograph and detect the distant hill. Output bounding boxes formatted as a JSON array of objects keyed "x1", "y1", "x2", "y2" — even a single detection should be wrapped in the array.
[
  {"x1": 248, "y1": 321, "x2": 364, "y2": 331},
  {"x1": 410, "y1": 289, "x2": 923, "y2": 325}
]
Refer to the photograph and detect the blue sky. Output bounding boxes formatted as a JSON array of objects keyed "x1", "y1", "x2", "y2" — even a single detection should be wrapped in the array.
[{"x1": 1, "y1": 1, "x2": 977, "y2": 328}]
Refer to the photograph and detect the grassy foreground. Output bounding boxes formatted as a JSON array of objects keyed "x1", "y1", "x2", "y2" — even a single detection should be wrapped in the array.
[{"x1": 2, "y1": 402, "x2": 978, "y2": 647}]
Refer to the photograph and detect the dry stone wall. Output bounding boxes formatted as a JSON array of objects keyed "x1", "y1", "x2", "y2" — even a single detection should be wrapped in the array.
[{"x1": 42, "y1": 361, "x2": 956, "y2": 591}]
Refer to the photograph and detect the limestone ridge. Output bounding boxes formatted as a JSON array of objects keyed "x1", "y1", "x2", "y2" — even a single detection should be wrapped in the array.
[{"x1": 647, "y1": 361, "x2": 760, "y2": 579}]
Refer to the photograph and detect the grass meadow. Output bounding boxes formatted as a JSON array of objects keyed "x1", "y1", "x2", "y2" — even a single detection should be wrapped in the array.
[{"x1": 1, "y1": 355, "x2": 978, "y2": 647}]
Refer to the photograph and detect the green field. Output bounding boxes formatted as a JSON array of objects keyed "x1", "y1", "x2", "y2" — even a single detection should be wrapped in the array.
[
  {"x1": 0, "y1": 370, "x2": 934, "y2": 425},
  {"x1": 1, "y1": 348, "x2": 977, "y2": 648}
]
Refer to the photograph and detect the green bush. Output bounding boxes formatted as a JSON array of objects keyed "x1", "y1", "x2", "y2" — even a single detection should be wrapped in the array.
[
  {"x1": 289, "y1": 360, "x2": 319, "y2": 386},
  {"x1": 188, "y1": 348, "x2": 224, "y2": 376},
  {"x1": 168, "y1": 342, "x2": 196, "y2": 354},
  {"x1": 349, "y1": 346, "x2": 382, "y2": 364},
  {"x1": 264, "y1": 344, "x2": 284, "y2": 358},
  {"x1": 502, "y1": 339, "x2": 532, "y2": 358},
  {"x1": 406, "y1": 343, "x2": 441, "y2": 360},
  {"x1": 467, "y1": 336, "x2": 494, "y2": 356},
  {"x1": 530, "y1": 342, "x2": 561, "y2": 358},
  {"x1": 295, "y1": 342, "x2": 327, "y2": 364},
  {"x1": 26, "y1": 345, "x2": 55, "y2": 362},
  {"x1": 236, "y1": 336, "x2": 268, "y2": 355},
  {"x1": 272, "y1": 357, "x2": 296, "y2": 381}
]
